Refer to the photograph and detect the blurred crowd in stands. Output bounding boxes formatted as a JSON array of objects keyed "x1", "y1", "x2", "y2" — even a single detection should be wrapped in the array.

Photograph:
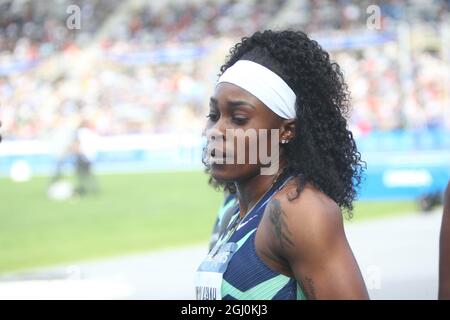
[{"x1": 0, "y1": 0, "x2": 449, "y2": 140}]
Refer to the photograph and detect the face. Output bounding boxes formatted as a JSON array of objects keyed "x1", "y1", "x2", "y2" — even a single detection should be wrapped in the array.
[{"x1": 204, "y1": 82, "x2": 292, "y2": 183}]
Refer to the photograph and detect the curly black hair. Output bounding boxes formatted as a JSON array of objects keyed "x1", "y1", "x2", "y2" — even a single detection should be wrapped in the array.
[{"x1": 208, "y1": 29, "x2": 365, "y2": 216}]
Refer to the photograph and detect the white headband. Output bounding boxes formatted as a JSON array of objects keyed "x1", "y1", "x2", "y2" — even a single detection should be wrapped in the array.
[{"x1": 216, "y1": 60, "x2": 297, "y2": 119}]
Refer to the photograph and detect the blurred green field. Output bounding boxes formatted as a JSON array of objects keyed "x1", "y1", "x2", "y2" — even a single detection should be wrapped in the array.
[{"x1": 0, "y1": 171, "x2": 418, "y2": 274}]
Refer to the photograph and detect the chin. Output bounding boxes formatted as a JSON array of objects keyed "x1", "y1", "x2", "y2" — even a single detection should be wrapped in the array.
[
  {"x1": 210, "y1": 163, "x2": 260, "y2": 185},
  {"x1": 209, "y1": 163, "x2": 241, "y2": 183}
]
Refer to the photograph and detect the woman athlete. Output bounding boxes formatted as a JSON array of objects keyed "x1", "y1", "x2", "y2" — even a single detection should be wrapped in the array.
[{"x1": 196, "y1": 30, "x2": 368, "y2": 300}]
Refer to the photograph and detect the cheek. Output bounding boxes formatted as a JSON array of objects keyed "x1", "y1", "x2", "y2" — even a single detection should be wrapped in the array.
[
  {"x1": 228, "y1": 128, "x2": 279, "y2": 161},
  {"x1": 204, "y1": 121, "x2": 214, "y2": 133}
]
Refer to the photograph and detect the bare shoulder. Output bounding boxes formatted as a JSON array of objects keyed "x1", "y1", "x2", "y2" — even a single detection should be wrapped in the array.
[
  {"x1": 275, "y1": 178, "x2": 343, "y2": 228},
  {"x1": 265, "y1": 178, "x2": 344, "y2": 258}
]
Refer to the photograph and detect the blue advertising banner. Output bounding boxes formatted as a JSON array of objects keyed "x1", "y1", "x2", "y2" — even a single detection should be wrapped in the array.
[{"x1": 1, "y1": 131, "x2": 449, "y2": 201}]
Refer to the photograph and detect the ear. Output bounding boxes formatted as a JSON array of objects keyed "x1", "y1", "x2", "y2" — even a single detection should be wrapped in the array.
[{"x1": 279, "y1": 119, "x2": 296, "y2": 145}]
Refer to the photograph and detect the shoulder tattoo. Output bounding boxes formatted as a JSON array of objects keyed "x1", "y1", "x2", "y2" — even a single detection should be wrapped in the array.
[{"x1": 267, "y1": 199, "x2": 295, "y2": 250}]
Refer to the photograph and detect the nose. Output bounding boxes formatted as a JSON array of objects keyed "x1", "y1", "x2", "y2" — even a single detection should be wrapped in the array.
[
  {"x1": 215, "y1": 117, "x2": 228, "y2": 135},
  {"x1": 205, "y1": 126, "x2": 225, "y2": 146},
  {"x1": 207, "y1": 116, "x2": 228, "y2": 142}
]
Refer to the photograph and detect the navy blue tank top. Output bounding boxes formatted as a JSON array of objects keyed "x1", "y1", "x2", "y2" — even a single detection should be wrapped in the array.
[{"x1": 197, "y1": 174, "x2": 306, "y2": 300}]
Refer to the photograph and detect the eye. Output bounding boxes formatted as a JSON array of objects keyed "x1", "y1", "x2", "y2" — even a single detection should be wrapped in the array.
[
  {"x1": 206, "y1": 113, "x2": 219, "y2": 122},
  {"x1": 232, "y1": 116, "x2": 248, "y2": 126}
]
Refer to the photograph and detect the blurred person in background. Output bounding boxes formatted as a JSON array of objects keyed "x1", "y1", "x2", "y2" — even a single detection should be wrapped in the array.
[
  {"x1": 48, "y1": 116, "x2": 79, "y2": 186},
  {"x1": 72, "y1": 119, "x2": 100, "y2": 197},
  {"x1": 439, "y1": 180, "x2": 450, "y2": 299}
]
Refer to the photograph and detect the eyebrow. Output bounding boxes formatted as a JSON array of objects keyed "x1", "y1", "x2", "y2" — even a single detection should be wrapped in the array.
[{"x1": 209, "y1": 97, "x2": 256, "y2": 110}]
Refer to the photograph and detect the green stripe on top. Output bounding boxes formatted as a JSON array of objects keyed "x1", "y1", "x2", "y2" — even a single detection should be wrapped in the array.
[
  {"x1": 222, "y1": 275, "x2": 291, "y2": 300},
  {"x1": 296, "y1": 282, "x2": 307, "y2": 300},
  {"x1": 236, "y1": 228, "x2": 256, "y2": 250},
  {"x1": 214, "y1": 212, "x2": 240, "y2": 248},
  {"x1": 226, "y1": 213, "x2": 239, "y2": 229}
]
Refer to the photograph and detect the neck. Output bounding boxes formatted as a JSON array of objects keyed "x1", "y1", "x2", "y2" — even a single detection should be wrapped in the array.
[{"x1": 235, "y1": 165, "x2": 286, "y2": 218}]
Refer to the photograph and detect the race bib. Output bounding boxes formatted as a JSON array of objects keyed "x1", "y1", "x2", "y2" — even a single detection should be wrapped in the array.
[{"x1": 195, "y1": 242, "x2": 238, "y2": 300}]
